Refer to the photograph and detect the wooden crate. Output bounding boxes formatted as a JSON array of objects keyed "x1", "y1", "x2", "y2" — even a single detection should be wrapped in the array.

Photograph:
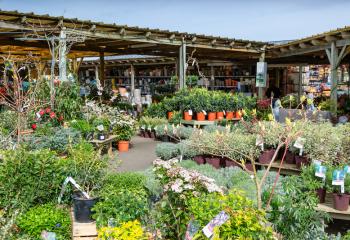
[{"x1": 71, "y1": 209, "x2": 97, "y2": 240}]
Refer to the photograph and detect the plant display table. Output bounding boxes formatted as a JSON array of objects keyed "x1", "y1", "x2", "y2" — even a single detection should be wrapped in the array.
[
  {"x1": 181, "y1": 119, "x2": 240, "y2": 127},
  {"x1": 316, "y1": 194, "x2": 350, "y2": 220},
  {"x1": 89, "y1": 135, "x2": 117, "y2": 158},
  {"x1": 71, "y1": 208, "x2": 97, "y2": 240},
  {"x1": 255, "y1": 161, "x2": 301, "y2": 175}
]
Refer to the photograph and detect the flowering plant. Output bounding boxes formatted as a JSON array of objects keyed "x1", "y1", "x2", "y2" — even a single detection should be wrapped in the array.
[
  {"x1": 153, "y1": 159, "x2": 223, "y2": 238},
  {"x1": 33, "y1": 107, "x2": 64, "y2": 129}
]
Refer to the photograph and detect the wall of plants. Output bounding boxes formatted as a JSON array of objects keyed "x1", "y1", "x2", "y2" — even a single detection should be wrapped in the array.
[{"x1": 144, "y1": 87, "x2": 256, "y2": 121}]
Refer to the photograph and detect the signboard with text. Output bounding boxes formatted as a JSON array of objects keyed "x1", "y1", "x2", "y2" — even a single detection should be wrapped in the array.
[{"x1": 256, "y1": 62, "x2": 267, "y2": 87}]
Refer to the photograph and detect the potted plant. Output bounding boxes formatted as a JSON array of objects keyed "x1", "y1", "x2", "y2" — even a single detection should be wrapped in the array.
[
  {"x1": 205, "y1": 154, "x2": 221, "y2": 169},
  {"x1": 208, "y1": 93, "x2": 219, "y2": 121},
  {"x1": 73, "y1": 191, "x2": 99, "y2": 223},
  {"x1": 301, "y1": 165, "x2": 326, "y2": 203},
  {"x1": 181, "y1": 96, "x2": 193, "y2": 121},
  {"x1": 225, "y1": 94, "x2": 237, "y2": 120},
  {"x1": 327, "y1": 168, "x2": 350, "y2": 211},
  {"x1": 113, "y1": 115, "x2": 136, "y2": 152}
]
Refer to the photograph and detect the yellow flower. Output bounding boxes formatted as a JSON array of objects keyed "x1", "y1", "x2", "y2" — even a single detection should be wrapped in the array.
[
  {"x1": 267, "y1": 114, "x2": 274, "y2": 121},
  {"x1": 300, "y1": 95, "x2": 306, "y2": 103},
  {"x1": 252, "y1": 109, "x2": 257, "y2": 116},
  {"x1": 285, "y1": 117, "x2": 291, "y2": 126}
]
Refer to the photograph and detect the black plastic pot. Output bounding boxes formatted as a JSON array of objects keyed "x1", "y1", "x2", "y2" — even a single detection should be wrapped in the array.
[
  {"x1": 161, "y1": 135, "x2": 170, "y2": 142},
  {"x1": 73, "y1": 196, "x2": 99, "y2": 223}
]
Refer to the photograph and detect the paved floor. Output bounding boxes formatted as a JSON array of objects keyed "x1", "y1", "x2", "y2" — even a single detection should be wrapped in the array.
[{"x1": 113, "y1": 136, "x2": 159, "y2": 172}]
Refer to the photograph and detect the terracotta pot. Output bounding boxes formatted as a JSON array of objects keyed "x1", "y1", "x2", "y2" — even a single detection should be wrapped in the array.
[
  {"x1": 235, "y1": 110, "x2": 242, "y2": 119},
  {"x1": 194, "y1": 155, "x2": 206, "y2": 165},
  {"x1": 183, "y1": 111, "x2": 192, "y2": 121},
  {"x1": 333, "y1": 193, "x2": 350, "y2": 211},
  {"x1": 196, "y1": 112, "x2": 206, "y2": 121},
  {"x1": 226, "y1": 111, "x2": 234, "y2": 120},
  {"x1": 285, "y1": 151, "x2": 295, "y2": 164},
  {"x1": 118, "y1": 141, "x2": 129, "y2": 152},
  {"x1": 216, "y1": 112, "x2": 224, "y2": 120},
  {"x1": 316, "y1": 188, "x2": 326, "y2": 203},
  {"x1": 167, "y1": 112, "x2": 173, "y2": 120},
  {"x1": 259, "y1": 149, "x2": 276, "y2": 164},
  {"x1": 208, "y1": 112, "x2": 216, "y2": 121},
  {"x1": 295, "y1": 155, "x2": 309, "y2": 169},
  {"x1": 205, "y1": 156, "x2": 221, "y2": 169}
]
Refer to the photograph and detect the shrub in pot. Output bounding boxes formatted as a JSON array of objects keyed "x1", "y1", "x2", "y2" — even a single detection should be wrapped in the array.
[
  {"x1": 327, "y1": 168, "x2": 350, "y2": 211},
  {"x1": 301, "y1": 165, "x2": 326, "y2": 203},
  {"x1": 258, "y1": 149, "x2": 276, "y2": 164}
]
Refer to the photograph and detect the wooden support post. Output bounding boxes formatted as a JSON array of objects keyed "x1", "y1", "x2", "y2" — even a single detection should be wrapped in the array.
[
  {"x1": 99, "y1": 52, "x2": 105, "y2": 87},
  {"x1": 130, "y1": 64, "x2": 135, "y2": 95},
  {"x1": 298, "y1": 65, "x2": 303, "y2": 99},
  {"x1": 179, "y1": 39, "x2": 186, "y2": 89},
  {"x1": 258, "y1": 51, "x2": 266, "y2": 100},
  {"x1": 59, "y1": 28, "x2": 67, "y2": 82},
  {"x1": 210, "y1": 66, "x2": 214, "y2": 87}
]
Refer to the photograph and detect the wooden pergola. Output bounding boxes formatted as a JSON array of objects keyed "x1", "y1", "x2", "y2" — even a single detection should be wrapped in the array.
[
  {"x1": 268, "y1": 26, "x2": 350, "y2": 112},
  {"x1": 0, "y1": 10, "x2": 269, "y2": 88}
]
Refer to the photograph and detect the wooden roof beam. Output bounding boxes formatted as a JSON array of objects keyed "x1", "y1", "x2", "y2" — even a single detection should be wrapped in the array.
[
  {"x1": 299, "y1": 42, "x2": 312, "y2": 48},
  {"x1": 211, "y1": 39, "x2": 217, "y2": 45},
  {"x1": 280, "y1": 47, "x2": 289, "y2": 53},
  {"x1": 289, "y1": 45, "x2": 299, "y2": 51},
  {"x1": 325, "y1": 35, "x2": 338, "y2": 42},
  {"x1": 169, "y1": 34, "x2": 175, "y2": 40},
  {"x1": 311, "y1": 39, "x2": 326, "y2": 46},
  {"x1": 145, "y1": 31, "x2": 151, "y2": 38},
  {"x1": 341, "y1": 31, "x2": 350, "y2": 39},
  {"x1": 89, "y1": 24, "x2": 96, "y2": 32},
  {"x1": 119, "y1": 28, "x2": 125, "y2": 36},
  {"x1": 191, "y1": 36, "x2": 197, "y2": 43}
]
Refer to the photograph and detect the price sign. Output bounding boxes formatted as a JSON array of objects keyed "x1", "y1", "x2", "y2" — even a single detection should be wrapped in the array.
[
  {"x1": 293, "y1": 137, "x2": 305, "y2": 156},
  {"x1": 315, "y1": 165, "x2": 326, "y2": 180},
  {"x1": 188, "y1": 110, "x2": 193, "y2": 116}
]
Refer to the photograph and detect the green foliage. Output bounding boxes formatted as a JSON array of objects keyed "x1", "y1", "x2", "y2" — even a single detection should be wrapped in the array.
[
  {"x1": 17, "y1": 204, "x2": 71, "y2": 240},
  {"x1": 139, "y1": 168, "x2": 163, "y2": 200},
  {"x1": 0, "y1": 110, "x2": 17, "y2": 134},
  {"x1": 102, "y1": 172, "x2": 146, "y2": 192},
  {"x1": 97, "y1": 220, "x2": 146, "y2": 240},
  {"x1": 0, "y1": 142, "x2": 106, "y2": 209},
  {"x1": 155, "y1": 142, "x2": 179, "y2": 160},
  {"x1": 69, "y1": 119, "x2": 93, "y2": 136},
  {"x1": 188, "y1": 191, "x2": 274, "y2": 239},
  {"x1": 93, "y1": 188, "x2": 149, "y2": 228},
  {"x1": 301, "y1": 165, "x2": 324, "y2": 191},
  {"x1": 23, "y1": 127, "x2": 82, "y2": 154},
  {"x1": 143, "y1": 102, "x2": 167, "y2": 118},
  {"x1": 266, "y1": 176, "x2": 330, "y2": 240},
  {"x1": 55, "y1": 82, "x2": 83, "y2": 121}
]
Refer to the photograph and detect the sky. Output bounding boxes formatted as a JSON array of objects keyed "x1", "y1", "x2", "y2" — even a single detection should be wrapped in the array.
[{"x1": 1, "y1": 0, "x2": 349, "y2": 42}]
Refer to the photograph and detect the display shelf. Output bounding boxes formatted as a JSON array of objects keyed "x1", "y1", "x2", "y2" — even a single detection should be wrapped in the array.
[
  {"x1": 255, "y1": 161, "x2": 301, "y2": 175},
  {"x1": 181, "y1": 120, "x2": 216, "y2": 127},
  {"x1": 316, "y1": 194, "x2": 350, "y2": 220},
  {"x1": 71, "y1": 208, "x2": 97, "y2": 240}
]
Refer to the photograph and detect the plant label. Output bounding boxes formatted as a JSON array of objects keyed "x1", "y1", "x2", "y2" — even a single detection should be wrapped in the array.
[
  {"x1": 256, "y1": 135, "x2": 264, "y2": 151},
  {"x1": 41, "y1": 231, "x2": 56, "y2": 240},
  {"x1": 332, "y1": 170, "x2": 345, "y2": 193},
  {"x1": 315, "y1": 165, "x2": 326, "y2": 180},
  {"x1": 154, "y1": 126, "x2": 158, "y2": 131},
  {"x1": 58, "y1": 176, "x2": 90, "y2": 203},
  {"x1": 312, "y1": 160, "x2": 321, "y2": 166},
  {"x1": 293, "y1": 137, "x2": 305, "y2": 156},
  {"x1": 141, "y1": 125, "x2": 145, "y2": 130},
  {"x1": 202, "y1": 110, "x2": 207, "y2": 115},
  {"x1": 184, "y1": 220, "x2": 200, "y2": 240},
  {"x1": 36, "y1": 111, "x2": 41, "y2": 119},
  {"x1": 202, "y1": 211, "x2": 229, "y2": 238},
  {"x1": 344, "y1": 166, "x2": 350, "y2": 174},
  {"x1": 188, "y1": 110, "x2": 193, "y2": 116},
  {"x1": 223, "y1": 110, "x2": 226, "y2": 115}
]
